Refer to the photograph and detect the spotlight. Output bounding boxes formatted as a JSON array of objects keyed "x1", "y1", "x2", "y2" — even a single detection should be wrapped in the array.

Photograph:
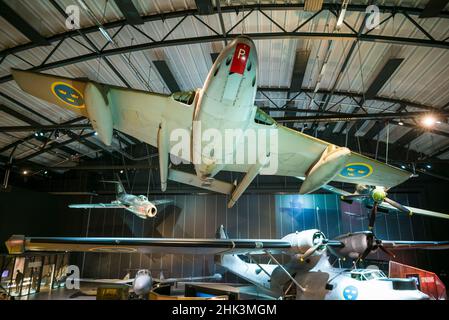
[
  {"x1": 422, "y1": 115, "x2": 436, "y2": 128},
  {"x1": 22, "y1": 170, "x2": 28, "y2": 175},
  {"x1": 44, "y1": 171, "x2": 48, "y2": 175},
  {"x1": 401, "y1": 165, "x2": 406, "y2": 169},
  {"x1": 398, "y1": 121, "x2": 404, "y2": 126},
  {"x1": 94, "y1": 131, "x2": 98, "y2": 136},
  {"x1": 426, "y1": 164, "x2": 432, "y2": 169},
  {"x1": 39, "y1": 132, "x2": 44, "y2": 137},
  {"x1": 120, "y1": 170, "x2": 124, "y2": 174},
  {"x1": 34, "y1": 132, "x2": 39, "y2": 137}
]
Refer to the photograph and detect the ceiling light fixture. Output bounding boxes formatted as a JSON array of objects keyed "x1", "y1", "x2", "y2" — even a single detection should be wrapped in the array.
[{"x1": 421, "y1": 115, "x2": 436, "y2": 128}]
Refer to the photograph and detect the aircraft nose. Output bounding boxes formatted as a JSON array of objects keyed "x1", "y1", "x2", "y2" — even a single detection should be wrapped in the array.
[{"x1": 133, "y1": 277, "x2": 151, "y2": 296}]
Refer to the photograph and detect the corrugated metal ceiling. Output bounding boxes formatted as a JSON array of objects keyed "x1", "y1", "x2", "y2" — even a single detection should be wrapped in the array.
[{"x1": 0, "y1": 0, "x2": 448, "y2": 168}]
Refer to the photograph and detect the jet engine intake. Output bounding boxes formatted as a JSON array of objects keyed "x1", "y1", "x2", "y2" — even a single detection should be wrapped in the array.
[{"x1": 145, "y1": 204, "x2": 157, "y2": 218}]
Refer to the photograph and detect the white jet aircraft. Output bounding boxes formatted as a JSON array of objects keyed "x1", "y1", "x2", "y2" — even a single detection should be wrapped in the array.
[
  {"x1": 6, "y1": 228, "x2": 448, "y2": 300},
  {"x1": 75, "y1": 269, "x2": 222, "y2": 299},
  {"x1": 12, "y1": 35, "x2": 418, "y2": 209},
  {"x1": 69, "y1": 178, "x2": 172, "y2": 219}
]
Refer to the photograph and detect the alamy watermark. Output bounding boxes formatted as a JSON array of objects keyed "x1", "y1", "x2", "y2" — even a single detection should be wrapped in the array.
[{"x1": 169, "y1": 121, "x2": 279, "y2": 175}]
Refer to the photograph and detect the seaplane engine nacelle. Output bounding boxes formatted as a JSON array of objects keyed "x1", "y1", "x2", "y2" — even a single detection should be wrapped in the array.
[{"x1": 282, "y1": 229, "x2": 327, "y2": 256}]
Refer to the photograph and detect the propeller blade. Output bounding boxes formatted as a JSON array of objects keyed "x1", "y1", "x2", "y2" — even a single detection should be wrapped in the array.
[
  {"x1": 378, "y1": 244, "x2": 396, "y2": 259},
  {"x1": 360, "y1": 247, "x2": 372, "y2": 260},
  {"x1": 368, "y1": 203, "x2": 378, "y2": 230},
  {"x1": 384, "y1": 197, "x2": 412, "y2": 214}
]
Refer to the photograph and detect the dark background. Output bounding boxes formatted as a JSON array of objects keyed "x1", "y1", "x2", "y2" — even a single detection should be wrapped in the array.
[{"x1": 1, "y1": 169, "x2": 449, "y2": 286}]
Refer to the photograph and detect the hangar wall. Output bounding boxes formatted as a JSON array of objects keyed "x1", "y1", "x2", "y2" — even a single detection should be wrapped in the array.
[{"x1": 1, "y1": 179, "x2": 448, "y2": 286}]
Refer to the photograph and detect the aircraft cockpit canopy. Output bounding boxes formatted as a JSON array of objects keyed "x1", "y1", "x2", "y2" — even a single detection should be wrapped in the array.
[
  {"x1": 172, "y1": 90, "x2": 196, "y2": 105},
  {"x1": 254, "y1": 107, "x2": 275, "y2": 126},
  {"x1": 347, "y1": 269, "x2": 387, "y2": 281},
  {"x1": 136, "y1": 269, "x2": 150, "y2": 276},
  {"x1": 138, "y1": 195, "x2": 148, "y2": 202}
]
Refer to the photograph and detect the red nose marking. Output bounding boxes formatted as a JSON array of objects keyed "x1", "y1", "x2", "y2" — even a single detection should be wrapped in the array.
[{"x1": 230, "y1": 43, "x2": 250, "y2": 75}]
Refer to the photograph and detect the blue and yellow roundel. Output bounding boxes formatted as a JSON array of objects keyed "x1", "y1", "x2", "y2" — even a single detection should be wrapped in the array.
[
  {"x1": 339, "y1": 162, "x2": 373, "y2": 179},
  {"x1": 51, "y1": 82, "x2": 85, "y2": 108}
]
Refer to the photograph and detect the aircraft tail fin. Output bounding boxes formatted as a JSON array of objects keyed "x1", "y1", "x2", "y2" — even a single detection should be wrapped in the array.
[
  {"x1": 215, "y1": 225, "x2": 229, "y2": 239},
  {"x1": 100, "y1": 175, "x2": 126, "y2": 198}
]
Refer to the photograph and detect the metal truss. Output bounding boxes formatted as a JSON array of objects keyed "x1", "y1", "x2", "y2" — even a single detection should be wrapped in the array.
[
  {"x1": 1, "y1": 3, "x2": 449, "y2": 84},
  {"x1": 1, "y1": 2, "x2": 448, "y2": 170}
]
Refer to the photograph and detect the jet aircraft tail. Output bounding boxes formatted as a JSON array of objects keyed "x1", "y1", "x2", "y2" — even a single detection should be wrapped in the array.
[{"x1": 100, "y1": 174, "x2": 126, "y2": 198}]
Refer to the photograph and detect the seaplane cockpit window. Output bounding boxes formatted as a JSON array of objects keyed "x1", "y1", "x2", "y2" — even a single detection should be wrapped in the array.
[
  {"x1": 254, "y1": 108, "x2": 275, "y2": 126},
  {"x1": 172, "y1": 90, "x2": 196, "y2": 105}
]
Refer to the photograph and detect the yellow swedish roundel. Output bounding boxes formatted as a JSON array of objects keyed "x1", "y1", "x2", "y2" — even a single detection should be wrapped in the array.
[
  {"x1": 51, "y1": 82, "x2": 85, "y2": 108},
  {"x1": 339, "y1": 162, "x2": 373, "y2": 179}
]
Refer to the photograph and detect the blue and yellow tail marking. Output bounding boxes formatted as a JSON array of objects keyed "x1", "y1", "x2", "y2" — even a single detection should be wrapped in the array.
[
  {"x1": 51, "y1": 82, "x2": 85, "y2": 108},
  {"x1": 339, "y1": 163, "x2": 373, "y2": 179}
]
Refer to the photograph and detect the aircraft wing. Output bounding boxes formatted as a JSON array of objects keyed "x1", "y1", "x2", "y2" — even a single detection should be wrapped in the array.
[
  {"x1": 380, "y1": 202, "x2": 449, "y2": 220},
  {"x1": 152, "y1": 199, "x2": 174, "y2": 206},
  {"x1": 11, "y1": 69, "x2": 193, "y2": 158},
  {"x1": 380, "y1": 240, "x2": 449, "y2": 250},
  {"x1": 69, "y1": 203, "x2": 127, "y2": 209},
  {"x1": 5, "y1": 235, "x2": 293, "y2": 255},
  {"x1": 307, "y1": 179, "x2": 449, "y2": 220},
  {"x1": 77, "y1": 278, "x2": 133, "y2": 285},
  {"x1": 225, "y1": 120, "x2": 411, "y2": 190}
]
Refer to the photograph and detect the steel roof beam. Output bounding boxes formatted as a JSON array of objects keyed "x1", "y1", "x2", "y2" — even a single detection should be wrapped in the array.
[
  {"x1": 153, "y1": 60, "x2": 181, "y2": 93},
  {"x1": 114, "y1": 0, "x2": 144, "y2": 25},
  {"x1": 0, "y1": 0, "x2": 49, "y2": 45},
  {"x1": 420, "y1": 0, "x2": 449, "y2": 18},
  {"x1": 1, "y1": 3, "x2": 448, "y2": 59}
]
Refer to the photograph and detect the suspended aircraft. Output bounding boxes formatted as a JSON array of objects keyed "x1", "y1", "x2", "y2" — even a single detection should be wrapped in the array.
[
  {"x1": 6, "y1": 227, "x2": 449, "y2": 300},
  {"x1": 69, "y1": 177, "x2": 172, "y2": 219},
  {"x1": 297, "y1": 178, "x2": 449, "y2": 228},
  {"x1": 74, "y1": 269, "x2": 222, "y2": 299},
  {"x1": 12, "y1": 35, "x2": 415, "y2": 209}
]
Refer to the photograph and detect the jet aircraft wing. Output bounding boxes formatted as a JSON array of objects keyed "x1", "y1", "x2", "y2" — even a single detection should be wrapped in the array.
[
  {"x1": 152, "y1": 199, "x2": 174, "y2": 206},
  {"x1": 69, "y1": 203, "x2": 127, "y2": 209}
]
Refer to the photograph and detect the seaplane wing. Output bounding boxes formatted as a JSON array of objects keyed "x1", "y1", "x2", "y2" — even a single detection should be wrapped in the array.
[
  {"x1": 225, "y1": 116, "x2": 411, "y2": 192},
  {"x1": 69, "y1": 203, "x2": 127, "y2": 209},
  {"x1": 152, "y1": 199, "x2": 174, "y2": 206},
  {"x1": 5, "y1": 235, "x2": 293, "y2": 256},
  {"x1": 380, "y1": 240, "x2": 449, "y2": 250},
  {"x1": 11, "y1": 69, "x2": 194, "y2": 158}
]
